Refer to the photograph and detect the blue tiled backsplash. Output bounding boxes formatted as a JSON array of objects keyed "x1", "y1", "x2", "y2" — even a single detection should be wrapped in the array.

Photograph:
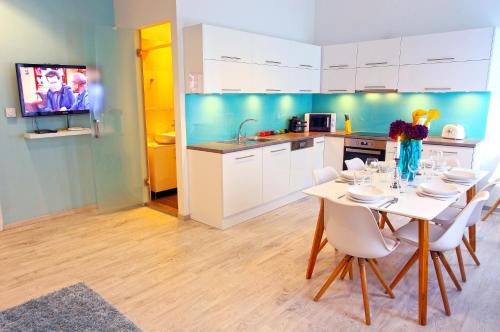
[{"x1": 185, "y1": 92, "x2": 490, "y2": 144}]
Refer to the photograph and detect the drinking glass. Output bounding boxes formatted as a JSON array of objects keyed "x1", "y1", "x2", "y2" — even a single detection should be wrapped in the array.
[
  {"x1": 424, "y1": 159, "x2": 435, "y2": 180},
  {"x1": 399, "y1": 172, "x2": 410, "y2": 193}
]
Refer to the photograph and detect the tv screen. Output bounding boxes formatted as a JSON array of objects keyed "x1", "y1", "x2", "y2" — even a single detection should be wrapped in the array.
[{"x1": 15, "y1": 63, "x2": 89, "y2": 117}]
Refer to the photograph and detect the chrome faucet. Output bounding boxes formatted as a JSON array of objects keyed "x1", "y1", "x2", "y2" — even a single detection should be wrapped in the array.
[{"x1": 237, "y1": 118, "x2": 257, "y2": 143}]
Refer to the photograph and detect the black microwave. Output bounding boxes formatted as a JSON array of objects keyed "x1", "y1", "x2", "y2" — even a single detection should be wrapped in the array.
[{"x1": 305, "y1": 113, "x2": 336, "y2": 132}]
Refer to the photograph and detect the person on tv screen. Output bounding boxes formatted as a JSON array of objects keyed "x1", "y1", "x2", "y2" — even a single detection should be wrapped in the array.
[
  {"x1": 70, "y1": 72, "x2": 89, "y2": 110},
  {"x1": 44, "y1": 70, "x2": 75, "y2": 112}
]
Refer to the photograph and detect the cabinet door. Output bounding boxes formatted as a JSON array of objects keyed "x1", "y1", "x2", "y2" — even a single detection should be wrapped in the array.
[
  {"x1": 321, "y1": 68, "x2": 356, "y2": 93},
  {"x1": 356, "y1": 38, "x2": 401, "y2": 67},
  {"x1": 355, "y1": 66, "x2": 399, "y2": 91},
  {"x1": 400, "y1": 28, "x2": 494, "y2": 65},
  {"x1": 324, "y1": 137, "x2": 344, "y2": 174},
  {"x1": 398, "y1": 61, "x2": 490, "y2": 92},
  {"x1": 262, "y1": 143, "x2": 291, "y2": 202},
  {"x1": 203, "y1": 25, "x2": 254, "y2": 63},
  {"x1": 290, "y1": 147, "x2": 314, "y2": 192},
  {"x1": 322, "y1": 43, "x2": 357, "y2": 69},
  {"x1": 204, "y1": 60, "x2": 255, "y2": 93},
  {"x1": 148, "y1": 145, "x2": 177, "y2": 192},
  {"x1": 253, "y1": 64, "x2": 291, "y2": 93},
  {"x1": 223, "y1": 149, "x2": 263, "y2": 217},
  {"x1": 289, "y1": 68, "x2": 320, "y2": 93},
  {"x1": 422, "y1": 145, "x2": 474, "y2": 169},
  {"x1": 289, "y1": 41, "x2": 322, "y2": 69},
  {"x1": 313, "y1": 137, "x2": 325, "y2": 170},
  {"x1": 253, "y1": 35, "x2": 292, "y2": 67}
]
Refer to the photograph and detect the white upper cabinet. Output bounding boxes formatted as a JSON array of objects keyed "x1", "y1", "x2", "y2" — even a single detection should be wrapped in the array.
[
  {"x1": 253, "y1": 35, "x2": 292, "y2": 67},
  {"x1": 355, "y1": 66, "x2": 399, "y2": 91},
  {"x1": 253, "y1": 65, "x2": 290, "y2": 93},
  {"x1": 202, "y1": 25, "x2": 254, "y2": 62},
  {"x1": 289, "y1": 68, "x2": 320, "y2": 93},
  {"x1": 398, "y1": 60, "x2": 490, "y2": 92},
  {"x1": 322, "y1": 43, "x2": 358, "y2": 69},
  {"x1": 203, "y1": 60, "x2": 255, "y2": 93},
  {"x1": 289, "y1": 41, "x2": 322, "y2": 69},
  {"x1": 356, "y1": 38, "x2": 402, "y2": 67},
  {"x1": 321, "y1": 68, "x2": 356, "y2": 93},
  {"x1": 400, "y1": 28, "x2": 494, "y2": 65}
]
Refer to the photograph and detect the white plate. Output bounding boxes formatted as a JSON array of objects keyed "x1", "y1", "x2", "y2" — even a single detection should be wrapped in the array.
[
  {"x1": 340, "y1": 170, "x2": 355, "y2": 180},
  {"x1": 419, "y1": 181, "x2": 459, "y2": 196},
  {"x1": 347, "y1": 194, "x2": 385, "y2": 204},
  {"x1": 442, "y1": 176, "x2": 474, "y2": 184},
  {"x1": 444, "y1": 168, "x2": 476, "y2": 181},
  {"x1": 416, "y1": 187, "x2": 456, "y2": 199},
  {"x1": 348, "y1": 185, "x2": 385, "y2": 201}
]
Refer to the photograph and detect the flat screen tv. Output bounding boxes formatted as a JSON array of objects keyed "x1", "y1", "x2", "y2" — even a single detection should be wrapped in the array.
[{"x1": 15, "y1": 63, "x2": 89, "y2": 117}]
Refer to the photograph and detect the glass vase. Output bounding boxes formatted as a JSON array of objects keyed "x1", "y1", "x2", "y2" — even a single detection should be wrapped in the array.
[{"x1": 398, "y1": 139, "x2": 422, "y2": 181}]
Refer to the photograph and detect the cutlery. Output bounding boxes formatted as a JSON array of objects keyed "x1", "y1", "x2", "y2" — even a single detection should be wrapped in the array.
[
  {"x1": 337, "y1": 194, "x2": 346, "y2": 199},
  {"x1": 416, "y1": 193, "x2": 449, "y2": 201},
  {"x1": 384, "y1": 197, "x2": 399, "y2": 208}
]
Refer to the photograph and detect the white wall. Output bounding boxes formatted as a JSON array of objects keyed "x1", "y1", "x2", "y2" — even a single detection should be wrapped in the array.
[
  {"x1": 176, "y1": 0, "x2": 315, "y2": 42},
  {"x1": 314, "y1": 0, "x2": 500, "y2": 44}
]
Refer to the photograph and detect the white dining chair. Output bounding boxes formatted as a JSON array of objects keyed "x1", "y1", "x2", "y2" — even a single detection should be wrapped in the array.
[
  {"x1": 390, "y1": 192, "x2": 490, "y2": 316},
  {"x1": 482, "y1": 163, "x2": 500, "y2": 221},
  {"x1": 345, "y1": 157, "x2": 366, "y2": 171},
  {"x1": 313, "y1": 166, "x2": 339, "y2": 185},
  {"x1": 313, "y1": 199, "x2": 399, "y2": 325}
]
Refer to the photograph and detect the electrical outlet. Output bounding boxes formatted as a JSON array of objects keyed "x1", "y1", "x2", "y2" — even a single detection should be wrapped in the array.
[{"x1": 5, "y1": 107, "x2": 16, "y2": 118}]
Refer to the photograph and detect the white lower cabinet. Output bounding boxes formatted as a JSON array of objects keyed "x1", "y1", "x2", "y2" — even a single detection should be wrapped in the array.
[
  {"x1": 222, "y1": 149, "x2": 263, "y2": 217},
  {"x1": 313, "y1": 137, "x2": 325, "y2": 170},
  {"x1": 324, "y1": 136, "x2": 344, "y2": 174},
  {"x1": 290, "y1": 147, "x2": 314, "y2": 192},
  {"x1": 262, "y1": 143, "x2": 291, "y2": 202},
  {"x1": 422, "y1": 144, "x2": 475, "y2": 169}
]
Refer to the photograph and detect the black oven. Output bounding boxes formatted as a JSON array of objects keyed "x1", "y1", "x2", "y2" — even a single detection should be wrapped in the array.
[{"x1": 342, "y1": 138, "x2": 386, "y2": 170}]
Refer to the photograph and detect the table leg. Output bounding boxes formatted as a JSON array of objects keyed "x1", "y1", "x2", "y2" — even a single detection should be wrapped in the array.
[
  {"x1": 418, "y1": 219, "x2": 429, "y2": 326},
  {"x1": 466, "y1": 186, "x2": 477, "y2": 252},
  {"x1": 306, "y1": 199, "x2": 325, "y2": 279}
]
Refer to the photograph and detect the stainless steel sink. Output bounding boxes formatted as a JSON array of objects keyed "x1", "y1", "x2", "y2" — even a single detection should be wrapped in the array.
[{"x1": 217, "y1": 137, "x2": 275, "y2": 145}]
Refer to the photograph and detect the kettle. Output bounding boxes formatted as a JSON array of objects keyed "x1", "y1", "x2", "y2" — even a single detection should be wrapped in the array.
[{"x1": 442, "y1": 124, "x2": 465, "y2": 140}]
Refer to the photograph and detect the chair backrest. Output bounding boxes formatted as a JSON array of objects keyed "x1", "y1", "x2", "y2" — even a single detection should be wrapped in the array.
[
  {"x1": 432, "y1": 191, "x2": 490, "y2": 251},
  {"x1": 313, "y1": 167, "x2": 339, "y2": 185},
  {"x1": 489, "y1": 163, "x2": 500, "y2": 183},
  {"x1": 323, "y1": 199, "x2": 396, "y2": 259},
  {"x1": 345, "y1": 158, "x2": 365, "y2": 171}
]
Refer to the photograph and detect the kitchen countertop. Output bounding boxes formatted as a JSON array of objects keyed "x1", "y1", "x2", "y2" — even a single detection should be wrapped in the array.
[{"x1": 187, "y1": 131, "x2": 482, "y2": 154}]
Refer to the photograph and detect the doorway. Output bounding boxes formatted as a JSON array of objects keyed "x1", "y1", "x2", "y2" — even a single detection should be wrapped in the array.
[{"x1": 138, "y1": 23, "x2": 178, "y2": 216}]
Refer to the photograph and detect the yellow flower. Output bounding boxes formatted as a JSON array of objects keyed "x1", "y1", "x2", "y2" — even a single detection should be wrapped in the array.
[
  {"x1": 412, "y1": 109, "x2": 428, "y2": 125},
  {"x1": 424, "y1": 109, "x2": 440, "y2": 126}
]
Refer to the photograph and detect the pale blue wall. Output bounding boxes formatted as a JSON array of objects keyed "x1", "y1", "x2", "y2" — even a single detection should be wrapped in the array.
[
  {"x1": 312, "y1": 92, "x2": 491, "y2": 138},
  {"x1": 0, "y1": 0, "x2": 115, "y2": 225},
  {"x1": 185, "y1": 94, "x2": 312, "y2": 144}
]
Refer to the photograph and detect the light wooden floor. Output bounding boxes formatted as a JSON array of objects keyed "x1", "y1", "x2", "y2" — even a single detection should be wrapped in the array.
[{"x1": 0, "y1": 197, "x2": 499, "y2": 331}]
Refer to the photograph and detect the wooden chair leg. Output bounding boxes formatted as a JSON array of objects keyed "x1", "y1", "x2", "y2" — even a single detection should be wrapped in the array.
[
  {"x1": 438, "y1": 252, "x2": 462, "y2": 291},
  {"x1": 319, "y1": 237, "x2": 328, "y2": 252},
  {"x1": 389, "y1": 249, "x2": 419, "y2": 290},
  {"x1": 379, "y1": 212, "x2": 396, "y2": 233},
  {"x1": 367, "y1": 259, "x2": 395, "y2": 298},
  {"x1": 348, "y1": 262, "x2": 353, "y2": 280},
  {"x1": 358, "y1": 258, "x2": 371, "y2": 325},
  {"x1": 431, "y1": 252, "x2": 451, "y2": 316},
  {"x1": 482, "y1": 199, "x2": 499, "y2": 221},
  {"x1": 462, "y1": 235, "x2": 481, "y2": 266},
  {"x1": 314, "y1": 255, "x2": 350, "y2": 301},
  {"x1": 340, "y1": 256, "x2": 353, "y2": 280},
  {"x1": 455, "y1": 246, "x2": 466, "y2": 282}
]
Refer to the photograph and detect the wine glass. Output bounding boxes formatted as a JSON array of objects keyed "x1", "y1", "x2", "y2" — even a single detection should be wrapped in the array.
[{"x1": 365, "y1": 158, "x2": 379, "y2": 173}]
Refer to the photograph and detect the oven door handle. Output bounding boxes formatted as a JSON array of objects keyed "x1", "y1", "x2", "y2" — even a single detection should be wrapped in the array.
[{"x1": 345, "y1": 148, "x2": 382, "y2": 155}]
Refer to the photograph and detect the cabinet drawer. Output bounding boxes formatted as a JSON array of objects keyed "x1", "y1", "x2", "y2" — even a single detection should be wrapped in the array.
[
  {"x1": 321, "y1": 68, "x2": 356, "y2": 93},
  {"x1": 422, "y1": 145, "x2": 474, "y2": 169},
  {"x1": 398, "y1": 61, "x2": 490, "y2": 92},
  {"x1": 356, "y1": 38, "x2": 401, "y2": 67},
  {"x1": 223, "y1": 149, "x2": 263, "y2": 217},
  {"x1": 355, "y1": 66, "x2": 399, "y2": 91},
  {"x1": 400, "y1": 28, "x2": 494, "y2": 65}
]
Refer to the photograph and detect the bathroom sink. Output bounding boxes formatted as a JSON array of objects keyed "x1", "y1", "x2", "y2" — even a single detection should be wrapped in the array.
[{"x1": 155, "y1": 131, "x2": 175, "y2": 144}]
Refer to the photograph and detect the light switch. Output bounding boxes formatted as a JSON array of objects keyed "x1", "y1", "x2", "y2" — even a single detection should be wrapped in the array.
[{"x1": 5, "y1": 107, "x2": 16, "y2": 118}]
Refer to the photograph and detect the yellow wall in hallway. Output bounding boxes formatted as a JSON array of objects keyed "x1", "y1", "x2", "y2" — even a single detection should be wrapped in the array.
[{"x1": 140, "y1": 23, "x2": 175, "y2": 141}]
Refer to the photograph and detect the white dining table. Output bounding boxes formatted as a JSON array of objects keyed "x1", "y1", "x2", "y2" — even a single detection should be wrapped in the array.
[{"x1": 303, "y1": 170, "x2": 488, "y2": 325}]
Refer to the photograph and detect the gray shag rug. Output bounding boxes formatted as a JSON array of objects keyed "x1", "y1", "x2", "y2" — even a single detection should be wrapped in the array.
[{"x1": 0, "y1": 283, "x2": 141, "y2": 332}]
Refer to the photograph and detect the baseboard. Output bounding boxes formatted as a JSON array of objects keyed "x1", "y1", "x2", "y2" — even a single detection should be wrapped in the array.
[{"x1": 2, "y1": 204, "x2": 97, "y2": 231}]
